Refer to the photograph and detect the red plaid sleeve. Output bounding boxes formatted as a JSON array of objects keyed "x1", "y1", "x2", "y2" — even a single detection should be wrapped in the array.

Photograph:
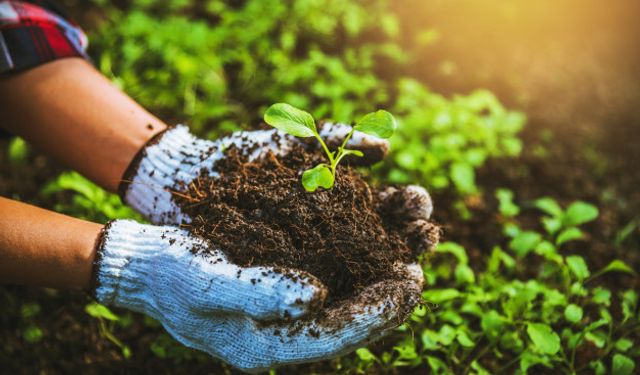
[{"x1": 0, "y1": 0, "x2": 88, "y2": 74}]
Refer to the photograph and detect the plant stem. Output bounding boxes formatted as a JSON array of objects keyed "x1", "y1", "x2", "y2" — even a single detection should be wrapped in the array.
[{"x1": 315, "y1": 133, "x2": 334, "y2": 166}]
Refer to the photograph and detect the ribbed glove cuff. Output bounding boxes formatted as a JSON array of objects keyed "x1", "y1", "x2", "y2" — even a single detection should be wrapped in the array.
[
  {"x1": 93, "y1": 220, "x2": 167, "y2": 314},
  {"x1": 120, "y1": 126, "x2": 219, "y2": 224}
]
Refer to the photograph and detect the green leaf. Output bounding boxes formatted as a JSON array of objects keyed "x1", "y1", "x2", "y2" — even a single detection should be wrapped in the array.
[
  {"x1": 264, "y1": 103, "x2": 317, "y2": 138},
  {"x1": 340, "y1": 149, "x2": 364, "y2": 157},
  {"x1": 592, "y1": 288, "x2": 611, "y2": 306},
  {"x1": 437, "y1": 242, "x2": 468, "y2": 264},
  {"x1": 590, "y1": 360, "x2": 607, "y2": 375},
  {"x1": 85, "y1": 302, "x2": 120, "y2": 321},
  {"x1": 421, "y1": 329, "x2": 440, "y2": 350},
  {"x1": 621, "y1": 290, "x2": 638, "y2": 322},
  {"x1": 542, "y1": 217, "x2": 563, "y2": 235},
  {"x1": 456, "y1": 330, "x2": 475, "y2": 347},
  {"x1": 455, "y1": 264, "x2": 475, "y2": 284},
  {"x1": 585, "y1": 330, "x2": 607, "y2": 348},
  {"x1": 527, "y1": 323, "x2": 560, "y2": 355},
  {"x1": 481, "y1": 310, "x2": 505, "y2": 341},
  {"x1": 355, "y1": 348, "x2": 377, "y2": 362},
  {"x1": 615, "y1": 338, "x2": 633, "y2": 352},
  {"x1": 563, "y1": 201, "x2": 599, "y2": 227},
  {"x1": 353, "y1": 110, "x2": 396, "y2": 138},
  {"x1": 8, "y1": 137, "x2": 29, "y2": 163},
  {"x1": 509, "y1": 231, "x2": 541, "y2": 257},
  {"x1": 496, "y1": 188, "x2": 520, "y2": 217},
  {"x1": 426, "y1": 356, "x2": 447, "y2": 372},
  {"x1": 422, "y1": 288, "x2": 461, "y2": 304},
  {"x1": 450, "y1": 162, "x2": 476, "y2": 194},
  {"x1": 437, "y1": 324, "x2": 456, "y2": 345},
  {"x1": 23, "y1": 325, "x2": 43, "y2": 343},
  {"x1": 566, "y1": 255, "x2": 591, "y2": 280},
  {"x1": 564, "y1": 304, "x2": 583, "y2": 323},
  {"x1": 534, "y1": 197, "x2": 563, "y2": 217},
  {"x1": 598, "y1": 260, "x2": 635, "y2": 275},
  {"x1": 301, "y1": 165, "x2": 334, "y2": 192},
  {"x1": 556, "y1": 227, "x2": 584, "y2": 245},
  {"x1": 612, "y1": 354, "x2": 635, "y2": 375},
  {"x1": 520, "y1": 350, "x2": 553, "y2": 372}
]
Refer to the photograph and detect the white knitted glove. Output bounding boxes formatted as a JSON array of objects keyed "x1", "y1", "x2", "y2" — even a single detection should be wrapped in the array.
[
  {"x1": 92, "y1": 219, "x2": 427, "y2": 373},
  {"x1": 119, "y1": 124, "x2": 388, "y2": 224},
  {"x1": 93, "y1": 220, "x2": 327, "y2": 322}
]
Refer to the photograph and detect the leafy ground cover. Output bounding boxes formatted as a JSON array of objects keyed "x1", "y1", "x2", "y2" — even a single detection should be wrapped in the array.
[{"x1": 1, "y1": 0, "x2": 639, "y2": 373}]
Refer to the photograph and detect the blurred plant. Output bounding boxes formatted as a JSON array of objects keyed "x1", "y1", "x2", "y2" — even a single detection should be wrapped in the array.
[
  {"x1": 381, "y1": 79, "x2": 525, "y2": 196},
  {"x1": 42, "y1": 172, "x2": 142, "y2": 222},
  {"x1": 348, "y1": 192, "x2": 638, "y2": 374},
  {"x1": 7, "y1": 137, "x2": 29, "y2": 164},
  {"x1": 85, "y1": 302, "x2": 133, "y2": 359}
]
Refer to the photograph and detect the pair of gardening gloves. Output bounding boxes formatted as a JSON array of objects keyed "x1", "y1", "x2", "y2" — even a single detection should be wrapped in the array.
[{"x1": 94, "y1": 123, "x2": 435, "y2": 372}]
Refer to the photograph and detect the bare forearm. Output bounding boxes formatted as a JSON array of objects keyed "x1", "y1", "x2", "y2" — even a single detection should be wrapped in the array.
[
  {"x1": 0, "y1": 196, "x2": 102, "y2": 290},
  {"x1": 0, "y1": 58, "x2": 167, "y2": 192}
]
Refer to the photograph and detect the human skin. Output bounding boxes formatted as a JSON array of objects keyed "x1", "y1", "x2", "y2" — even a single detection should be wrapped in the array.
[
  {"x1": 0, "y1": 58, "x2": 167, "y2": 192},
  {"x1": 0, "y1": 58, "x2": 167, "y2": 289},
  {"x1": 0, "y1": 196, "x2": 102, "y2": 290}
]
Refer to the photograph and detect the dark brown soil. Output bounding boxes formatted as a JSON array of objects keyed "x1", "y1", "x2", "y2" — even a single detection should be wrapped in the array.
[{"x1": 172, "y1": 144, "x2": 438, "y2": 303}]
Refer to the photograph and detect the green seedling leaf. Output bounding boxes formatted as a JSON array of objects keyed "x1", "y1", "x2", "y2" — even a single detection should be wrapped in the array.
[
  {"x1": 85, "y1": 302, "x2": 120, "y2": 321},
  {"x1": 23, "y1": 325, "x2": 43, "y2": 343},
  {"x1": 612, "y1": 354, "x2": 635, "y2": 375},
  {"x1": 527, "y1": 323, "x2": 560, "y2": 355},
  {"x1": 264, "y1": 103, "x2": 317, "y2": 138},
  {"x1": 455, "y1": 264, "x2": 475, "y2": 284},
  {"x1": 598, "y1": 260, "x2": 635, "y2": 275},
  {"x1": 355, "y1": 348, "x2": 378, "y2": 363},
  {"x1": 8, "y1": 137, "x2": 29, "y2": 163},
  {"x1": 590, "y1": 360, "x2": 607, "y2": 375},
  {"x1": 509, "y1": 231, "x2": 541, "y2": 257},
  {"x1": 520, "y1": 350, "x2": 553, "y2": 372},
  {"x1": 566, "y1": 255, "x2": 590, "y2": 280},
  {"x1": 556, "y1": 227, "x2": 584, "y2": 245},
  {"x1": 564, "y1": 304, "x2": 583, "y2": 323},
  {"x1": 450, "y1": 162, "x2": 477, "y2": 194},
  {"x1": 353, "y1": 109, "x2": 396, "y2": 138},
  {"x1": 585, "y1": 330, "x2": 607, "y2": 348},
  {"x1": 496, "y1": 188, "x2": 520, "y2": 217},
  {"x1": 615, "y1": 338, "x2": 633, "y2": 352},
  {"x1": 422, "y1": 288, "x2": 460, "y2": 303},
  {"x1": 481, "y1": 310, "x2": 505, "y2": 341},
  {"x1": 301, "y1": 164, "x2": 334, "y2": 192},
  {"x1": 563, "y1": 201, "x2": 599, "y2": 227},
  {"x1": 340, "y1": 149, "x2": 364, "y2": 157},
  {"x1": 592, "y1": 287, "x2": 611, "y2": 306},
  {"x1": 437, "y1": 242, "x2": 468, "y2": 263},
  {"x1": 456, "y1": 330, "x2": 475, "y2": 347},
  {"x1": 534, "y1": 197, "x2": 563, "y2": 217}
]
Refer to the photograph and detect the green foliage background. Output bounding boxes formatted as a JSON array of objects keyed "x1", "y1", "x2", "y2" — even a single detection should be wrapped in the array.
[{"x1": 2, "y1": 0, "x2": 638, "y2": 373}]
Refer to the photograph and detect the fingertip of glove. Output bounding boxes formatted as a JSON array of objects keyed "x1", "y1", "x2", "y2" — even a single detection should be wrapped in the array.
[{"x1": 278, "y1": 270, "x2": 328, "y2": 319}]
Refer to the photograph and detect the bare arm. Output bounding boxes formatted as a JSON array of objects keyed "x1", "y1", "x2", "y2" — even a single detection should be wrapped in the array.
[
  {"x1": 0, "y1": 196, "x2": 102, "y2": 290},
  {"x1": 0, "y1": 58, "x2": 168, "y2": 192}
]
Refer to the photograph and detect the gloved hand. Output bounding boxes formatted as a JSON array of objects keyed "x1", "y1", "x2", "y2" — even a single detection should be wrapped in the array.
[
  {"x1": 119, "y1": 124, "x2": 388, "y2": 224},
  {"x1": 93, "y1": 213, "x2": 431, "y2": 373},
  {"x1": 115, "y1": 124, "x2": 437, "y2": 371}
]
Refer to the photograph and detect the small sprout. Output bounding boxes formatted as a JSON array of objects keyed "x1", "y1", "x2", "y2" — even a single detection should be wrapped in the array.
[{"x1": 264, "y1": 103, "x2": 396, "y2": 191}]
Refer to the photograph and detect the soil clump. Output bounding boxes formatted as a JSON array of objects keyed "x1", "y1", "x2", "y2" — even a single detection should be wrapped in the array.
[{"x1": 173, "y1": 144, "x2": 438, "y2": 304}]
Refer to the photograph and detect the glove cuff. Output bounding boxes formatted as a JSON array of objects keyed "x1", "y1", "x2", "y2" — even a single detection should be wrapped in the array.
[
  {"x1": 93, "y1": 220, "x2": 169, "y2": 314},
  {"x1": 120, "y1": 125, "x2": 218, "y2": 224}
]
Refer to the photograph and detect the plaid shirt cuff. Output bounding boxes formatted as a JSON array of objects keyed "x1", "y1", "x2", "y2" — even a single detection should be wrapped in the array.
[{"x1": 0, "y1": 1, "x2": 88, "y2": 74}]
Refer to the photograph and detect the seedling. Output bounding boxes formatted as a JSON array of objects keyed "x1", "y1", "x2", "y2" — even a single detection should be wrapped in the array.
[{"x1": 264, "y1": 103, "x2": 396, "y2": 191}]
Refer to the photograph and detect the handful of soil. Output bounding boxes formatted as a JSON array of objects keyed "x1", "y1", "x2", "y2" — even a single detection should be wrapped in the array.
[{"x1": 173, "y1": 144, "x2": 439, "y2": 305}]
